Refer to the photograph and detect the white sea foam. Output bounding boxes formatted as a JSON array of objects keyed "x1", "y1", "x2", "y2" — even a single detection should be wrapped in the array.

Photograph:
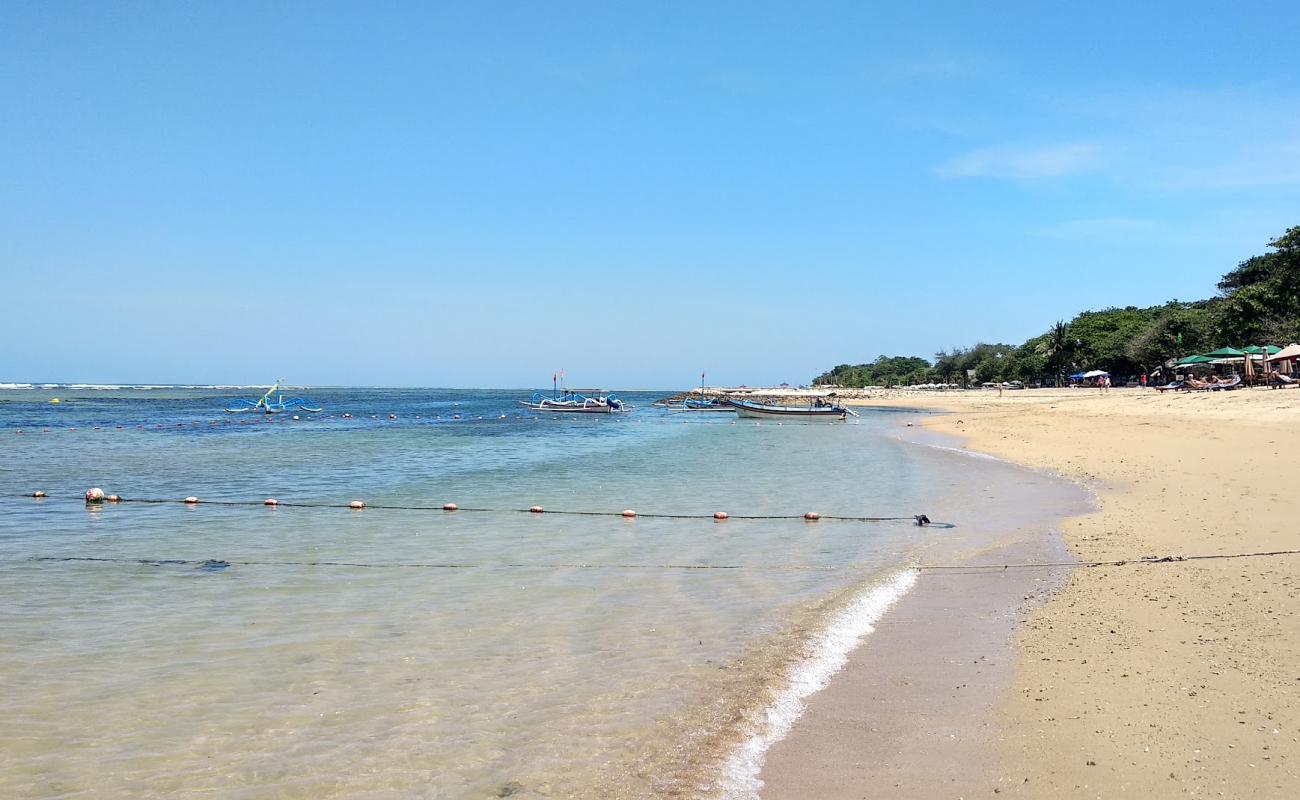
[
  {"x1": 0, "y1": 383, "x2": 35, "y2": 390},
  {"x1": 718, "y1": 569, "x2": 918, "y2": 800},
  {"x1": 918, "y1": 441, "x2": 1005, "y2": 462}
]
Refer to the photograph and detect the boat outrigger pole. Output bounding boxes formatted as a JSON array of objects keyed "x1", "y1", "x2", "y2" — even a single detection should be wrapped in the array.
[{"x1": 256, "y1": 379, "x2": 283, "y2": 411}]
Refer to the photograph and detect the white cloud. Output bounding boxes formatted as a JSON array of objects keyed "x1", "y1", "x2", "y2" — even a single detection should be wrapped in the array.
[{"x1": 934, "y1": 142, "x2": 1104, "y2": 180}]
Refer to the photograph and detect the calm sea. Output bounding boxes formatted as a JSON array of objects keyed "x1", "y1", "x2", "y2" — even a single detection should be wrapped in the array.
[{"x1": 0, "y1": 386, "x2": 993, "y2": 799}]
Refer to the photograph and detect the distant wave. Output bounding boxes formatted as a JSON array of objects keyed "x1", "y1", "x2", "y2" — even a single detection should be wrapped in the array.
[
  {"x1": 719, "y1": 569, "x2": 918, "y2": 799},
  {"x1": 4, "y1": 384, "x2": 290, "y2": 391}
]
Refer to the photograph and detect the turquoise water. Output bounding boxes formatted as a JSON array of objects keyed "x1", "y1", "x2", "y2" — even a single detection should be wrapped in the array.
[{"x1": 0, "y1": 387, "x2": 969, "y2": 798}]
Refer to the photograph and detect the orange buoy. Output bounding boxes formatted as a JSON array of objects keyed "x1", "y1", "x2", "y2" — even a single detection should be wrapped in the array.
[
  {"x1": 106, "y1": 494, "x2": 121, "y2": 503},
  {"x1": 85, "y1": 487, "x2": 105, "y2": 503},
  {"x1": 804, "y1": 511, "x2": 820, "y2": 521},
  {"x1": 443, "y1": 503, "x2": 458, "y2": 511},
  {"x1": 32, "y1": 490, "x2": 46, "y2": 498},
  {"x1": 184, "y1": 496, "x2": 199, "y2": 504},
  {"x1": 529, "y1": 505, "x2": 544, "y2": 513},
  {"x1": 621, "y1": 509, "x2": 637, "y2": 518},
  {"x1": 349, "y1": 500, "x2": 365, "y2": 509},
  {"x1": 713, "y1": 511, "x2": 728, "y2": 520},
  {"x1": 264, "y1": 498, "x2": 279, "y2": 506}
]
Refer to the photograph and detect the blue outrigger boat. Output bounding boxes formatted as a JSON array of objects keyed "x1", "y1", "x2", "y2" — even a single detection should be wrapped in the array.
[
  {"x1": 667, "y1": 372, "x2": 735, "y2": 412},
  {"x1": 225, "y1": 381, "x2": 322, "y2": 414}
]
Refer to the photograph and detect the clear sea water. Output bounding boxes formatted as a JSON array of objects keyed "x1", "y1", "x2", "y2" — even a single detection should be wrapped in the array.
[{"x1": 0, "y1": 386, "x2": 991, "y2": 799}]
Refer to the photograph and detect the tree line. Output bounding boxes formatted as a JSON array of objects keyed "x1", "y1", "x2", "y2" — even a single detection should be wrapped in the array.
[{"x1": 813, "y1": 225, "x2": 1300, "y2": 388}]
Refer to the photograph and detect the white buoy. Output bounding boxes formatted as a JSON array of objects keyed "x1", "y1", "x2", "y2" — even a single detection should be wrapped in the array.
[
  {"x1": 349, "y1": 500, "x2": 365, "y2": 509},
  {"x1": 85, "y1": 487, "x2": 105, "y2": 503}
]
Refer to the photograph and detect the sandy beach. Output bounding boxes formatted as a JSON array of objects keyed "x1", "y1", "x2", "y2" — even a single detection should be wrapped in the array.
[{"x1": 762, "y1": 386, "x2": 1300, "y2": 798}]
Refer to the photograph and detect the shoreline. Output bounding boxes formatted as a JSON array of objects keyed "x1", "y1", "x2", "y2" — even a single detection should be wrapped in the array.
[
  {"x1": 755, "y1": 411, "x2": 1088, "y2": 797},
  {"x1": 761, "y1": 387, "x2": 1300, "y2": 797}
]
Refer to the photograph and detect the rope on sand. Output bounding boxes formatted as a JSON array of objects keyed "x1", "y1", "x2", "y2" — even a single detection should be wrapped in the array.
[{"x1": 917, "y1": 549, "x2": 1300, "y2": 571}]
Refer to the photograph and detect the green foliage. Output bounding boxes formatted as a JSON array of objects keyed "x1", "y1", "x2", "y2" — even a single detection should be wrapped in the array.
[
  {"x1": 813, "y1": 355, "x2": 935, "y2": 387},
  {"x1": 810, "y1": 225, "x2": 1300, "y2": 386},
  {"x1": 1216, "y1": 226, "x2": 1300, "y2": 344}
]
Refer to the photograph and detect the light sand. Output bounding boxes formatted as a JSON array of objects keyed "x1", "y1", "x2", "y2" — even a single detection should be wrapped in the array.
[{"x1": 762, "y1": 386, "x2": 1300, "y2": 798}]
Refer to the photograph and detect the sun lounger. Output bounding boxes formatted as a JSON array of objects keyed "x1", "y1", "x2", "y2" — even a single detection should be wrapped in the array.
[
  {"x1": 1210, "y1": 375, "x2": 1242, "y2": 390},
  {"x1": 1271, "y1": 372, "x2": 1299, "y2": 388},
  {"x1": 1154, "y1": 381, "x2": 1185, "y2": 392}
]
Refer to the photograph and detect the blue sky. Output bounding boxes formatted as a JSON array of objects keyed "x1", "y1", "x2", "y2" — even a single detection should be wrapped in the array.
[{"x1": 3, "y1": 1, "x2": 1299, "y2": 387}]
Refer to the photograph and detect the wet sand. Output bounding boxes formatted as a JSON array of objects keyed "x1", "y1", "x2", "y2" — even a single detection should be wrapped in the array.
[
  {"x1": 759, "y1": 422, "x2": 1087, "y2": 798},
  {"x1": 761, "y1": 387, "x2": 1300, "y2": 798}
]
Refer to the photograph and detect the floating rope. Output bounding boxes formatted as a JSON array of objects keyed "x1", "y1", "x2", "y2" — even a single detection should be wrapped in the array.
[
  {"x1": 14, "y1": 494, "x2": 947, "y2": 526},
  {"x1": 22, "y1": 556, "x2": 834, "y2": 571}
]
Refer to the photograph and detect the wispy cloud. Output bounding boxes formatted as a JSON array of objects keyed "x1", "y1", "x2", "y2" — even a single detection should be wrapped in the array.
[
  {"x1": 928, "y1": 84, "x2": 1300, "y2": 192},
  {"x1": 934, "y1": 142, "x2": 1105, "y2": 180}
]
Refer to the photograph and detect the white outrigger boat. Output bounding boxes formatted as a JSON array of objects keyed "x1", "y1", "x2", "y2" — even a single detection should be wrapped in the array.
[
  {"x1": 520, "y1": 388, "x2": 628, "y2": 414},
  {"x1": 728, "y1": 398, "x2": 856, "y2": 421}
]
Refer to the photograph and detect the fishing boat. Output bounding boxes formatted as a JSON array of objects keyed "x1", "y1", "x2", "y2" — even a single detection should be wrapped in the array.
[
  {"x1": 728, "y1": 398, "x2": 856, "y2": 421},
  {"x1": 520, "y1": 371, "x2": 629, "y2": 414},
  {"x1": 679, "y1": 397, "x2": 734, "y2": 411},
  {"x1": 520, "y1": 389, "x2": 628, "y2": 413},
  {"x1": 225, "y1": 381, "x2": 322, "y2": 414},
  {"x1": 667, "y1": 372, "x2": 735, "y2": 412}
]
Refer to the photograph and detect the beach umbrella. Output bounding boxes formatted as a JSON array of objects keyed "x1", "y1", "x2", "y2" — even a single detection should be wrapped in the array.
[
  {"x1": 1177, "y1": 355, "x2": 1214, "y2": 365},
  {"x1": 1267, "y1": 343, "x2": 1300, "y2": 361},
  {"x1": 1202, "y1": 347, "x2": 1247, "y2": 357},
  {"x1": 1243, "y1": 345, "x2": 1281, "y2": 356}
]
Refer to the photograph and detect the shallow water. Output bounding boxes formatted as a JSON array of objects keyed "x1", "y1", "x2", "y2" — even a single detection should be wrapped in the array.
[{"x1": 1, "y1": 387, "x2": 990, "y2": 798}]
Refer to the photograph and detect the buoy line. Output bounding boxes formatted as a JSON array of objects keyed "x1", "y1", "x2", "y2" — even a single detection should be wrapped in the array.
[{"x1": 16, "y1": 493, "x2": 948, "y2": 526}]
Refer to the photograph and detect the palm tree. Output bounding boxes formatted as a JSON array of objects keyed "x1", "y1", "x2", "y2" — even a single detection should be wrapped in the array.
[{"x1": 1035, "y1": 320, "x2": 1072, "y2": 387}]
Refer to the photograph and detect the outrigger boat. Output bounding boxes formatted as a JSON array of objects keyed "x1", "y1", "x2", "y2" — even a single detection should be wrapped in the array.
[
  {"x1": 521, "y1": 389, "x2": 627, "y2": 413},
  {"x1": 520, "y1": 373, "x2": 629, "y2": 413},
  {"x1": 225, "y1": 381, "x2": 322, "y2": 414},
  {"x1": 728, "y1": 398, "x2": 857, "y2": 421},
  {"x1": 667, "y1": 373, "x2": 735, "y2": 412}
]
